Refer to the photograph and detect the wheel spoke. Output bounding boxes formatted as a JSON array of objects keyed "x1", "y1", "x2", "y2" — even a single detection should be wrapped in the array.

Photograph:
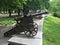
[{"x1": 32, "y1": 31, "x2": 37, "y2": 36}]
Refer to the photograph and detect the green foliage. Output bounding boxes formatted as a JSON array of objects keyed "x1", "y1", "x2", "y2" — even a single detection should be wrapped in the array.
[
  {"x1": 26, "y1": 0, "x2": 50, "y2": 10},
  {"x1": 0, "y1": 0, "x2": 50, "y2": 11},
  {"x1": 0, "y1": 0, "x2": 24, "y2": 10},
  {"x1": 0, "y1": 18, "x2": 15, "y2": 25},
  {"x1": 43, "y1": 15, "x2": 60, "y2": 45},
  {"x1": 50, "y1": 0, "x2": 60, "y2": 17}
]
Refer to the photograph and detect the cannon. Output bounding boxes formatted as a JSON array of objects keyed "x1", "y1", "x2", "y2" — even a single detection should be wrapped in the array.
[{"x1": 4, "y1": 11, "x2": 48, "y2": 37}]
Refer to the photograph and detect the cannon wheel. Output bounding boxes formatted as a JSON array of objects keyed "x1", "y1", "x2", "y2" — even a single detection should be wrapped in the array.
[{"x1": 24, "y1": 22, "x2": 38, "y2": 37}]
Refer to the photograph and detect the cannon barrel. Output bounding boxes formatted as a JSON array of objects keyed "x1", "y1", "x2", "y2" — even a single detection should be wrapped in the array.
[
  {"x1": 31, "y1": 11, "x2": 48, "y2": 17},
  {"x1": 14, "y1": 11, "x2": 48, "y2": 21}
]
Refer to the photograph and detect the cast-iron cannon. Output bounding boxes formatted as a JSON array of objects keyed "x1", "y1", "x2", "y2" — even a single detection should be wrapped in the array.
[{"x1": 4, "y1": 11, "x2": 48, "y2": 37}]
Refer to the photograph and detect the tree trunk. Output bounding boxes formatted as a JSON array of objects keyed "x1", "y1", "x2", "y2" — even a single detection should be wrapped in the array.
[
  {"x1": 23, "y1": 4, "x2": 29, "y2": 16},
  {"x1": 8, "y1": 9, "x2": 11, "y2": 17},
  {"x1": 18, "y1": 9, "x2": 20, "y2": 15}
]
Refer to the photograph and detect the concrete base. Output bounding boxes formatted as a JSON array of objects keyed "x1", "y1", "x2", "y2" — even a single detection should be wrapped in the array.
[{"x1": 8, "y1": 31, "x2": 42, "y2": 45}]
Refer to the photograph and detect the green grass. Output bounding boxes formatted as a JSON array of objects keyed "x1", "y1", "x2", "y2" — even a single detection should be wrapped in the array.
[
  {"x1": 0, "y1": 18, "x2": 15, "y2": 26},
  {"x1": 43, "y1": 15, "x2": 60, "y2": 45}
]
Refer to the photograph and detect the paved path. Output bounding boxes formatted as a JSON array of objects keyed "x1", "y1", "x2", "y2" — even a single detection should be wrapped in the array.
[{"x1": 0, "y1": 14, "x2": 47, "y2": 45}]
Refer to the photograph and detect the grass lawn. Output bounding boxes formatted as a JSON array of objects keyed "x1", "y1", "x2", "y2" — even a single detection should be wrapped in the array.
[
  {"x1": 43, "y1": 15, "x2": 60, "y2": 45},
  {"x1": 0, "y1": 18, "x2": 15, "y2": 26}
]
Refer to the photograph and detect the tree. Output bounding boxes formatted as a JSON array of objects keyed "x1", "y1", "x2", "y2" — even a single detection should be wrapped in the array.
[
  {"x1": 0, "y1": 0, "x2": 50, "y2": 16},
  {"x1": 0, "y1": 0, "x2": 24, "y2": 16},
  {"x1": 7, "y1": 0, "x2": 23, "y2": 16},
  {"x1": 50, "y1": 0, "x2": 60, "y2": 17},
  {"x1": 8, "y1": 0, "x2": 27, "y2": 15},
  {"x1": 22, "y1": 0, "x2": 50, "y2": 15}
]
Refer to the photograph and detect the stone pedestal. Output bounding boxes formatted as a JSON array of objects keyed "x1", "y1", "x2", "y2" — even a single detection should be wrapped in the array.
[{"x1": 8, "y1": 32, "x2": 42, "y2": 45}]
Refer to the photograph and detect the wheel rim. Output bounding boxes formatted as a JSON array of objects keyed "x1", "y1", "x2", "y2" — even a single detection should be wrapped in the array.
[
  {"x1": 24, "y1": 31, "x2": 30, "y2": 37},
  {"x1": 32, "y1": 31, "x2": 37, "y2": 36},
  {"x1": 33, "y1": 23, "x2": 38, "y2": 32},
  {"x1": 31, "y1": 23, "x2": 38, "y2": 36},
  {"x1": 24, "y1": 22, "x2": 38, "y2": 37}
]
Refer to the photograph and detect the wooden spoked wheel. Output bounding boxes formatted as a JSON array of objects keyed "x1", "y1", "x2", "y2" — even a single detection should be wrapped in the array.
[{"x1": 24, "y1": 22, "x2": 38, "y2": 37}]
